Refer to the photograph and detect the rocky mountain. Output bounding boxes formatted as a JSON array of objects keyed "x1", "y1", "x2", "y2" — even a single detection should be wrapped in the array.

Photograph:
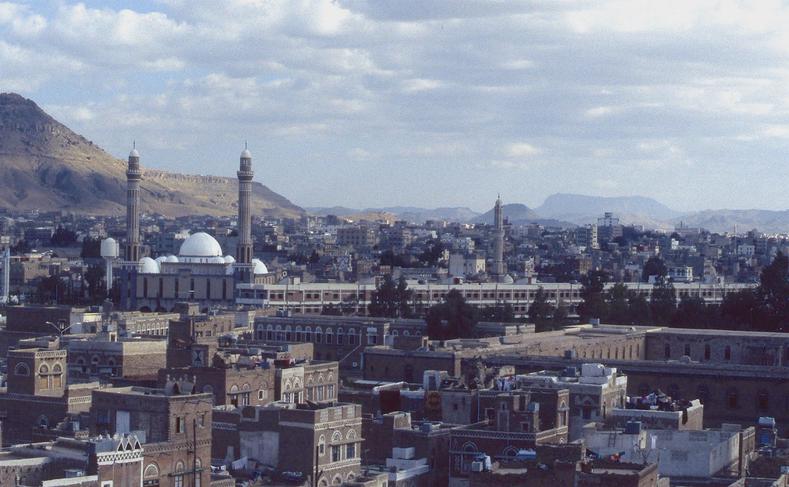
[
  {"x1": 671, "y1": 210, "x2": 789, "y2": 234},
  {"x1": 0, "y1": 93, "x2": 303, "y2": 218},
  {"x1": 307, "y1": 205, "x2": 481, "y2": 223},
  {"x1": 473, "y1": 203, "x2": 541, "y2": 225},
  {"x1": 536, "y1": 193, "x2": 681, "y2": 225}
]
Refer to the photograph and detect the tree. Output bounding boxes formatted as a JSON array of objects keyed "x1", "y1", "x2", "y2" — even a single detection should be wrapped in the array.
[
  {"x1": 719, "y1": 288, "x2": 761, "y2": 330},
  {"x1": 426, "y1": 289, "x2": 478, "y2": 339},
  {"x1": 368, "y1": 275, "x2": 412, "y2": 318},
  {"x1": 80, "y1": 237, "x2": 101, "y2": 258},
  {"x1": 481, "y1": 303, "x2": 516, "y2": 322},
  {"x1": 642, "y1": 257, "x2": 667, "y2": 282},
  {"x1": 650, "y1": 280, "x2": 676, "y2": 325},
  {"x1": 606, "y1": 283, "x2": 630, "y2": 325},
  {"x1": 51, "y1": 226, "x2": 77, "y2": 246},
  {"x1": 627, "y1": 292, "x2": 652, "y2": 325},
  {"x1": 671, "y1": 295, "x2": 713, "y2": 329},
  {"x1": 578, "y1": 270, "x2": 609, "y2": 322},
  {"x1": 418, "y1": 240, "x2": 445, "y2": 267},
  {"x1": 529, "y1": 287, "x2": 556, "y2": 332},
  {"x1": 756, "y1": 251, "x2": 789, "y2": 332},
  {"x1": 84, "y1": 264, "x2": 106, "y2": 304}
]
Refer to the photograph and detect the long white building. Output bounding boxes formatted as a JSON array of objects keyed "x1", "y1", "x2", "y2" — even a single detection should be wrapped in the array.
[{"x1": 237, "y1": 281, "x2": 756, "y2": 316}]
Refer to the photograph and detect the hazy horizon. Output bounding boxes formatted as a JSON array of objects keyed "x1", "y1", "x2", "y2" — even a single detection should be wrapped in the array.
[{"x1": 3, "y1": 1, "x2": 789, "y2": 212}]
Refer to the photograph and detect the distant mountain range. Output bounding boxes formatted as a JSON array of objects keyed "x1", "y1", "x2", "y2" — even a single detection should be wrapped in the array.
[
  {"x1": 0, "y1": 93, "x2": 303, "y2": 218},
  {"x1": 309, "y1": 195, "x2": 789, "y2": 234}
]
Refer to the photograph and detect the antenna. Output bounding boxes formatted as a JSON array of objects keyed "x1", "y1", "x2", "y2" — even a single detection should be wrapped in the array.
[
  {"x1": 133, "y1": 140, "x2": 136, "y2": 150},
  {"x1": 244, "y1": 140, "x2": 248, "y2": 150}
]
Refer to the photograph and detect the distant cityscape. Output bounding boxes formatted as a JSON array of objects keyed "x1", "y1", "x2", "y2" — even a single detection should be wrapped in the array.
[
  {"x1": 0, "y1": 141, "x2": 786, "y2": 487},
  {"x1": 2, "y1": 1, "x2": 789, "y2": 486}
]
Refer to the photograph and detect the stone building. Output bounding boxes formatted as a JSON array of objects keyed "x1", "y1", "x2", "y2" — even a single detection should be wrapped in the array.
[
  {"x1": 213, "y1": 402, "x2": 363, "y2": 486},
  {"x1": 89, "y1": 378, "x2": 214, "y2": 487},
  {"x1": 0, "y1": 339, "x2": 98, "y2": 445},
  {"x1": 67, "y1": 336, "x2": 167, "y2": 383}
]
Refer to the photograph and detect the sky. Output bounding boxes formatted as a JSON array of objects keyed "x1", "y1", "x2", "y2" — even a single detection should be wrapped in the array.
[{"x1": 2, "y1": 1, "x2": 789, "y2": 213}]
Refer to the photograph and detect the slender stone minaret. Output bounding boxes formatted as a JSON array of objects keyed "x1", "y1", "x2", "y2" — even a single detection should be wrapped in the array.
[
  {"x1": 236, "y1": 146, "x2": 254, "y2": 265},
  {"x1": 125, "y1": 145, "x2": 142, "y2": 262},
  {"x1": 491, "y1": 194, "x2": 505, "y2": 280}
]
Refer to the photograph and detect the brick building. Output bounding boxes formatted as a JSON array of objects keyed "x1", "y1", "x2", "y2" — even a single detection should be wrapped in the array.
[
  {"x1": 0, "y1": 340, "x2": 98, "y2": 445},
  {"x1": 89, "y1": 378, "x2": 213, "y2": 487}
]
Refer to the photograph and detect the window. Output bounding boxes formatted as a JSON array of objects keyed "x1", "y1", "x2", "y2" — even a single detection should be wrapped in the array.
[
  {"x1": 175, "y1": 416, "x2": 185, "y2": 433},
  {"x1": 174, "y1": 475, "x2": 183, "y2": 487},
  {"x1": 664, "y1": 344, "x2": 671, "y2": 359},
  {"x1": 704, "y1": 344, "x2": 711, "y2": 361},
  {"x1": 331, "y1": 445, "x2": 341, "y2": 462},
  {"x1": 14, "y1": 362, "x2": 29, "y2": 376},
  {"x1": 319, "y1": 435, "x2": 326, "y2": 455},
  {"x1": 684, "y1": 344, "x2": 691, "y2": 357},
  {"x1": 727, "y1": 389, "x2": 738, "y2": 409},
  {"x1": 757, "y1": 390, "x2": 769, "y2": 411},
  {"x1": 724, "y1": 346, "x2": 732, "y2": 361},
  {"x1": 346, "y1": 442, "x2": 356, "y2": 459}
]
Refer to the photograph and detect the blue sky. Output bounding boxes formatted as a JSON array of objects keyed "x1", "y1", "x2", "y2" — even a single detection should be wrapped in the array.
[{"x1": 2, "y1": 0, "x2": 789, "y2": 212}]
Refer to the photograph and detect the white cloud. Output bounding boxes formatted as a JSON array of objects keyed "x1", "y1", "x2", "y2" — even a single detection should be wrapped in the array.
[
  {"x1": 1, "y1": 0, "x2": 788, "y2": 210},
  {"x1": 505, "y1": 143, "x2": 541, "y2": 158}
]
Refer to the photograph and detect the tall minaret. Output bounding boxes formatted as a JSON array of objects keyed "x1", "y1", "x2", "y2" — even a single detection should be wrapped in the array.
[
  {"x1": 491, "y1": 194, "x2": 505, "y2": 280},
  {"x1": 236, "y1": 146, "x2": 254, "y2": 265},
  {"x1": 125, "y1": 146, "x2": 142, "y2": 262}
]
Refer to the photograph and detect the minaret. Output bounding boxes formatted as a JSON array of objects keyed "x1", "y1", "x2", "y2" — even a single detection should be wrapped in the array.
[
  {"x1": 125, "y1": 145, "x2": 142, "y2": 262},
  {"x1": 491, "y1": 194, "x2": 505, "y2": 280},
  {"x1": 236, "y1": 146, "x2": 254, "y2": 265}
]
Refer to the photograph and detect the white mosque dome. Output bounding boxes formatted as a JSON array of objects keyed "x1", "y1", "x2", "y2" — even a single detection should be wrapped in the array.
[
  {"x1": 129, "y1": 148, "x2": 140, "y2": 158},
  {"x1": 179, "y1": 232, "x2": 223, "y2": 257},
  {"x1": 224, "y1": 255, "x2": 236, "y2": 264},
  {"x1": 155, "y1": 256, "x2": 167, "y2": 263},
  {"x1": 165, "y1": 255, "x2": 179, "y2": 263},
  {"x1": 139, "y1": 257, "x2": 160, "y2": 274},
  {"x1": 241, "y1": 148, "x2": 252, "y2": 159},
  {"x1": 251, "y1": 258, "x2": 268, "y2": 275},
  {"x1": 210, "y1": 256, "x2": 226, "y2": 264}
]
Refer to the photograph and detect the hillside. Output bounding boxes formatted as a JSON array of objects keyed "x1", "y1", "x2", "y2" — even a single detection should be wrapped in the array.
[{"x1": 0, "y1": 93, "x2": 303, "y2": 218}]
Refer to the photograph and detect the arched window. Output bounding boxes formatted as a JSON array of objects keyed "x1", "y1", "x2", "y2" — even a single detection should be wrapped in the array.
[
  {"x1": 38, "y1": 415, "x2": 49, "y2": 428},
  {"x1": 39, "y1": 364, "x2": 49, "y2": 374},
  {"x1": 266, "y1": 324, "x2": 274, "y2": 341},
  {"x1": 325, "y1": 328, "x2": 333, "y2": 344},
  {"x1": 347, "y1": 328, "x2": 356, "y2": 345},
  {"x1": 664, "y1": 344, "x2": 671, "y2": 359},
  {"x1": 318, "y1": 435, "x2": 326, "y2": 456},
  {"x1": 336, "y1": 327, "x2": 344, "y2": 345},
  {"x1": 286, "y1": 326, "x2": 292, "y2": 341},
  {"x1": 315, "y1": 327, "x2": 323, "y2": 344},
  {"x1": 724, "y1": 346, "x2": 732, "y2": 361},
  {"x1": 295, "y1": 326, "x2": 303, "y2": 342},
  {"x1": 144, "y1": 463, "x2": 160, "y2": 478},
  {"x1": 15, "y1": 362, "x2": 30, "y2": 376},
  {"x1": 704, "y1": 344, "x2": 711, "y2": 361},
  {"x1": 684, "y1": 344, "x2": 691, "y2": 357},
  {"x1": 304, "y1": 326, "x2": 312, "y2": 342}
]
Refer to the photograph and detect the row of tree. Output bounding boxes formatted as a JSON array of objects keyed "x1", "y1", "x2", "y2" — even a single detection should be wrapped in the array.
[{"x1": 576, "y1": 252, "x2": 789, "y2": 332}]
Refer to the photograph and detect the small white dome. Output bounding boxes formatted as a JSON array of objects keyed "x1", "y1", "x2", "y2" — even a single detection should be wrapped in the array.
[
  {"x1": 100, "y1": 238, "x2": 118, "y2": 258},
  {"x1": 138, "y1": 257, "x2": 159, "y2": 274},
  {"x1": 165, "y1": 255, "x2": 179, "y2": 263},
  {"x1": 251, "y1": 258, "x2": 268, "y2": 275},
  {"x1": 179, "y1": 232, "x2": 223, "y2": 257},
  {"x1": 210, "y1": 256, "x2": 226, "y2": 264},
  {"x1": 129, "y1": 148, "x2": 140, "y2": 158},
  {"x1": 155, "y1": 256, "x2": 167, "y2": 263},
  {"x1": 241, "y1": 148, "x2": 252, "y2": 159},
  {"x1": 224, "y1": 255, "x2": 236, "y2": 264}
]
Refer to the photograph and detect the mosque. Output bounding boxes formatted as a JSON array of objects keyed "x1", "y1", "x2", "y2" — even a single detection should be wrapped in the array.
[{"x1": 115, "y1": 148, "x2": 275, "y2": 312}]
